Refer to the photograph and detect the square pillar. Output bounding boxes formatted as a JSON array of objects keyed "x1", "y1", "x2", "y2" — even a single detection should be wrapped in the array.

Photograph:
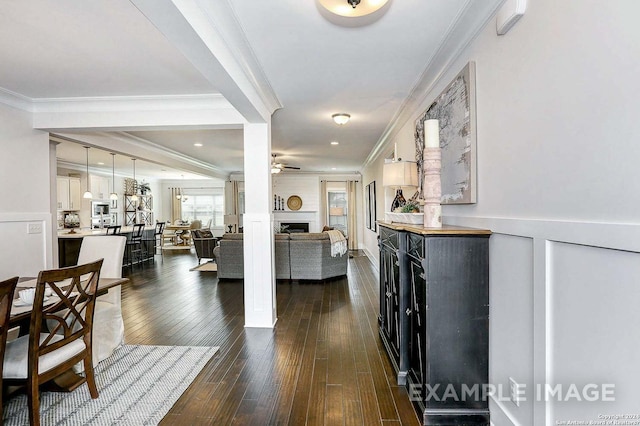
[{"x1": 243, "y1": 122, "x2": 277, "y2": 328}]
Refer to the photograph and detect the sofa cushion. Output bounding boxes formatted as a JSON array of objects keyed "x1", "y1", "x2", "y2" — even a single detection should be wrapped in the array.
[
  {"x1": 274, "y1": 233, "x2": 290, "y2": 240},
  {"x1": 289, "y1": 232, "x2": 329, "y2": 240},
  {"x1": 222, "y1": 233, "x2": 244, "y2": 240}
]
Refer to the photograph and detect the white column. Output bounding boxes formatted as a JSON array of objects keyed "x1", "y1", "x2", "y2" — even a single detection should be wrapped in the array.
[{"x1": 242, "y1": 122, "x2": 277, "y2": 328}]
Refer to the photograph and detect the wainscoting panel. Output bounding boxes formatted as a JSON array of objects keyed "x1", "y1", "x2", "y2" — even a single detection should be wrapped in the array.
[
  {"x1": 443, "y1": 215, "x2": 640, "y2": 426},
  {"x1": 489, "y1": 234, "x2": 534, "y2": 426},
  {"x1": 0, "y1": 214, "x2": 52, "y2": 277},
  {"x1": 549, "y1": 242, "x2": 640, "y2": 423}
]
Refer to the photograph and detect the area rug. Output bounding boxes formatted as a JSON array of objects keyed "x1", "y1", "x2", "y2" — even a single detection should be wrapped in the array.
[
  {"x1": 3, "y1": 344, "x2": 219, "y2": 425},
  {"x1": 189, "y1": 261, "x2": 217, "y2": 272}
]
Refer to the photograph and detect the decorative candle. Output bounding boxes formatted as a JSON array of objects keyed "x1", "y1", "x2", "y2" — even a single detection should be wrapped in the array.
[{"x1": 424, "y1": 119, "x2": 440, "y2": 148}]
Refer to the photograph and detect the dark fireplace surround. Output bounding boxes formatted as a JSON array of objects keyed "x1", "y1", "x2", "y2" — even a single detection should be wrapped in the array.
[{"x1": 281, "y1": 222, "x2": 309, "y2": 233}]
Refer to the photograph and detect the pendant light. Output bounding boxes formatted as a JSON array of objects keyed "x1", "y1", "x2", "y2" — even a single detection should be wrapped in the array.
[
  {"x1": 130, "y1": 158, "x2": 139, "y2": 202},
  {"x1": 82, "y1": 147, "x2": 93, "y2": 199},
  {"x1": 109, "y1": 153, "x2": 118, "y2": 200}
]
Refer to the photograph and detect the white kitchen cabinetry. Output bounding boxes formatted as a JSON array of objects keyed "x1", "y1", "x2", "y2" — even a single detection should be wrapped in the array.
[
  {"x1": 90, "y1": 175, "x2": 111, "y2": 200},
  {"x1": 57, "y1": 177, "x2": 82, "y2": 210}
]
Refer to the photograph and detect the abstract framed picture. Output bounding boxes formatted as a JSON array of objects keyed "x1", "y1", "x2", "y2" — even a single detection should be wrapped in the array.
[{"x1": 415, "y1": 61, "x2": 477, "y2": 204}]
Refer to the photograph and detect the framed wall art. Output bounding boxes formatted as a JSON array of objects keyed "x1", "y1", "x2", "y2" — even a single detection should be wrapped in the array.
[
  {"x1": 415, "y1": 61, "x2": 477, "y2": 204},
  {"x1": 366, "y1": 181, "x2": 377, "y2": 231}
]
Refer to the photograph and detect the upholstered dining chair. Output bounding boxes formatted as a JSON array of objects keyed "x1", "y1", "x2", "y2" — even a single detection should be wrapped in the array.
[
  {"x1": 0, "y1": 276, "x2": 19, "y2": 422},
  {"x1": 76, "y1": 235, "x2": 126, "y2": 366},
  {"x1": 3, "y1": 259, "x2": 103, "y2": 426}
]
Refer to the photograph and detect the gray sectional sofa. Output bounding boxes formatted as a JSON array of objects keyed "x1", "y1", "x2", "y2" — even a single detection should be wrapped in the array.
[{"x1": 213, "y1": 232, "x2": 347, "y2": 281}]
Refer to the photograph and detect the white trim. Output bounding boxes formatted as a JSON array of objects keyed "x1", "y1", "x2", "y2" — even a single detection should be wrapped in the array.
[
  {"x1": 0, "y1": 87, "x2": 34, "y2": 112},
  {"x1": 361, "y1": 0, "x2": 504, "y2": 169},
  {"x1": 444, "y1": 215, "x2": 640, "y2": 253}
]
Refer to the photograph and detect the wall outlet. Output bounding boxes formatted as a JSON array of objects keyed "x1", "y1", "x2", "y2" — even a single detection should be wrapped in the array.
[
  {"x1": 28, "y1": 222, "x2": 43, "y2": 234},
  {"x1": 509, "y1": 377, "x2": 523, "y2": 407}
]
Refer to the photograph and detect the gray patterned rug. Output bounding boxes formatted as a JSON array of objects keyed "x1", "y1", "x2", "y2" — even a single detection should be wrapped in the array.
[{"x1": 3, "y1": 344, "x2": 219, "y2": 425}]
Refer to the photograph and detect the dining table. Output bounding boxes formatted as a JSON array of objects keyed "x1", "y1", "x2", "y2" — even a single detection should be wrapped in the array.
[
  {"x1": 164, "y1": 223, "x2": 192, "y2": 245},
  {"x1": 8, "y1": 276, "x2": 130, "y2": 392}
]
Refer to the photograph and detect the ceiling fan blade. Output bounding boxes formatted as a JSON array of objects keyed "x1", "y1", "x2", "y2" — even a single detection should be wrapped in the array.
[{"x1": 283, "y1": 165, "x2": 300, "y2": 170}]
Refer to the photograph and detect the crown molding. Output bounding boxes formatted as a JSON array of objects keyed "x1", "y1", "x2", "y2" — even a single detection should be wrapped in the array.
[
  {"x1": 31, "y1": 93, "x2": 233, "y2": 113},
  {"x1": 362, "y1": 0, "x2": 504, "y2": 169},
  {"x1": 0, "y1": 87, "x2": 34, "y2": 112},
  {"x1": 51, "y1": 131, "x2": 229, "y2": 180}
]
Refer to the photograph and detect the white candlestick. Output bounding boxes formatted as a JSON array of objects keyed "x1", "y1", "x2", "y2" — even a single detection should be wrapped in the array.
[{"x1": 425, "y1": 119, "x2": 440, "y2": 148}]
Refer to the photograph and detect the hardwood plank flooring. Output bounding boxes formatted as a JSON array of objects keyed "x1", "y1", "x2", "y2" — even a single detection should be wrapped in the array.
[{"x1": 122, "y1": 250, "x2": 420, "y2": 425}]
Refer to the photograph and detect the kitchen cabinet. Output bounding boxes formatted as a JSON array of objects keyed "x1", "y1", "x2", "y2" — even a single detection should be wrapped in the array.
[
  {"x1": 378, "y1": 222, "x2": 491, "y2": 425},
  {"x1": 56, "y1": 177, "x2": 82, "y2": 210},
  {"x1": 90, "y1": 175, "x2": 111, "y2": 200}
]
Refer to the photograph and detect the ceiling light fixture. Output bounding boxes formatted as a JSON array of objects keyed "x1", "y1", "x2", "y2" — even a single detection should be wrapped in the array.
[
  {"x1": 82, "y1": 147, "x2": 93, "y2": 199},
  {"x1": 331, "y1": 141, "x2": 340, "y2": 145},
  {"x1": 332, "y1": 113, "x2": 351, "y2": 125},
  {"x1": 110, "y1": 153, "x2": 118, "y2": 200},
  {"x1": 130, "y1": 158, "x2": 138, "y2": 202},
  {"x1": 194, "y1": 143, "x2": 203, "y2": 147},
  {"x1": 318, "y1": 0, "x2": 389, "y2": 18}
]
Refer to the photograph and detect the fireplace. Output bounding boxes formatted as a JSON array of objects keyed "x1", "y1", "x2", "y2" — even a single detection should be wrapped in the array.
[{"x1": 281, "y1": 222, "x2": 309, "y2": 233}]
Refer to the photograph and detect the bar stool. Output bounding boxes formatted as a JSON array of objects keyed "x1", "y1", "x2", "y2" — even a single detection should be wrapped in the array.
[
  {"x1": 125, "y1": 223, "x2": 145, "y2": 268},
  {"x1": 106, "y1": 225, "x2": 121, "y2": 235},
  {"x1": 143, "y1": 222, "x2": 165, "y2": 262}
]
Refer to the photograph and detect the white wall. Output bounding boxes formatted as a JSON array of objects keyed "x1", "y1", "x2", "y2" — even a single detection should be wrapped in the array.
[
  {"x1": 362, "y1": 0, "x2": 640, "y2": 424},
  {"x1": 233, "y1": 173, "x2": 363, "y2": 240},
  {"x1": 0, "y1": 103, "x2": 53, "y2": 276}
]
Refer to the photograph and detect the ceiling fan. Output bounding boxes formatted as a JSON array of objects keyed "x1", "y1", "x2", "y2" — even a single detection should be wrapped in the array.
[{"x1": 271, "y1": 154, "x2": 300, "y2": 174}]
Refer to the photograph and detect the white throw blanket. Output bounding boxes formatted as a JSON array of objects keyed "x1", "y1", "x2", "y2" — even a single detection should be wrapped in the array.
[{"x1": 325, "y1": 230, "x2": 348, "y2": 257}]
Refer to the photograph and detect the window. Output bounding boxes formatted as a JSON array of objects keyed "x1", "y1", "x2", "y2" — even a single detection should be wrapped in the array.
[
  {"x1": 180, "y1": 189, "x2": 224, "y2": 227},
  {"x1": 327, "y1": 183, "x2": 348, "y2": 234}
]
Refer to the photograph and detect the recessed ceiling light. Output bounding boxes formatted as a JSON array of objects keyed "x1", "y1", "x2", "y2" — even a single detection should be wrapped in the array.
[
  {"x1": 331, "y1": 141, "x2": 339, "y2": 145},
  {"x1": 97, "y1": 162, "x2": 104, "y2": 165},
  {"x1": 331, "y1": 167, "x2": 337, "y2": 170},
  {"x1": 332, "y1": 113, "x2": 350, "y2": 125},
  {"x1": 194, "y1": 143, "x2": 203, "y2": 147}
]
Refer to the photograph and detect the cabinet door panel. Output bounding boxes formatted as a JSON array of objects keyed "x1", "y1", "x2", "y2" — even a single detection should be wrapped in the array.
[
  {"x1": 68, "y1": 178, "x2": 81, "y2": 210},
  {"x1": 56, "y1": 177, "x2": 69, "y2": 210},
  {"x1": 408, "y1": 258, "x2": 426, "y2": 403}
]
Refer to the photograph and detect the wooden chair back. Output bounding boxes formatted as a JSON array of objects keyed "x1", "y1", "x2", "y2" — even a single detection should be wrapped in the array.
[
  {"x1": 0, "y1": 276, "x2": 19, "y2": 421},
  {"x1": 33, "y1": 259, "x2": 103, "y2": 362}
]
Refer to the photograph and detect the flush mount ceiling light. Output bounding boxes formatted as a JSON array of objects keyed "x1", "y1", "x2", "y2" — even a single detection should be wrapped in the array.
[
  {"x1": 319, "y1": 0, "x2": 389, "y2": 18},
  {"x1": 332, "y1": 113, "x2": 351, "y2": 125},
  {"x1": 82, "y1": 147, "x2": 93, "y2": 199}
]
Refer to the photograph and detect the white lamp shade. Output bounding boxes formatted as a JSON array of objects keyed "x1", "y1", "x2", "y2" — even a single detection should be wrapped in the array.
[
  {"x1": 224, "y1": 214, "x2": 238, "y2": 225},
  {"x1": 382, "y1": 161, "x2": 418, "y2": 188}
]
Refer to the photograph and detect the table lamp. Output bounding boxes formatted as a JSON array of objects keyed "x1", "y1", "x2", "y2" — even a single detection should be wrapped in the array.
[
  {"x1": 224, "y1": 214, "x2": 238, "y2": 233},
  {"x1": 382, "y1": 160, "x2": 418, "y2": 211}
]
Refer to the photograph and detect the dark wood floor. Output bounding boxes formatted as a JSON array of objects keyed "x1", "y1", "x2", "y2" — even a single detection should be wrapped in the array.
[{"x1": 122, "y1": 249, "x2": 420, "y2": 425}]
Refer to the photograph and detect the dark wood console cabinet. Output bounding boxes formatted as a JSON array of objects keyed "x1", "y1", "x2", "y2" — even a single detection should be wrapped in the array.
[{"x1": 378, "y1": 222, "x2": 491, "y2": 425}]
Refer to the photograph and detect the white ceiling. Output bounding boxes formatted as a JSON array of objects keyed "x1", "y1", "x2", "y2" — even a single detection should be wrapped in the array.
[{"x1": 0, "y1": 0, "x2": 500, "y2": 178}]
